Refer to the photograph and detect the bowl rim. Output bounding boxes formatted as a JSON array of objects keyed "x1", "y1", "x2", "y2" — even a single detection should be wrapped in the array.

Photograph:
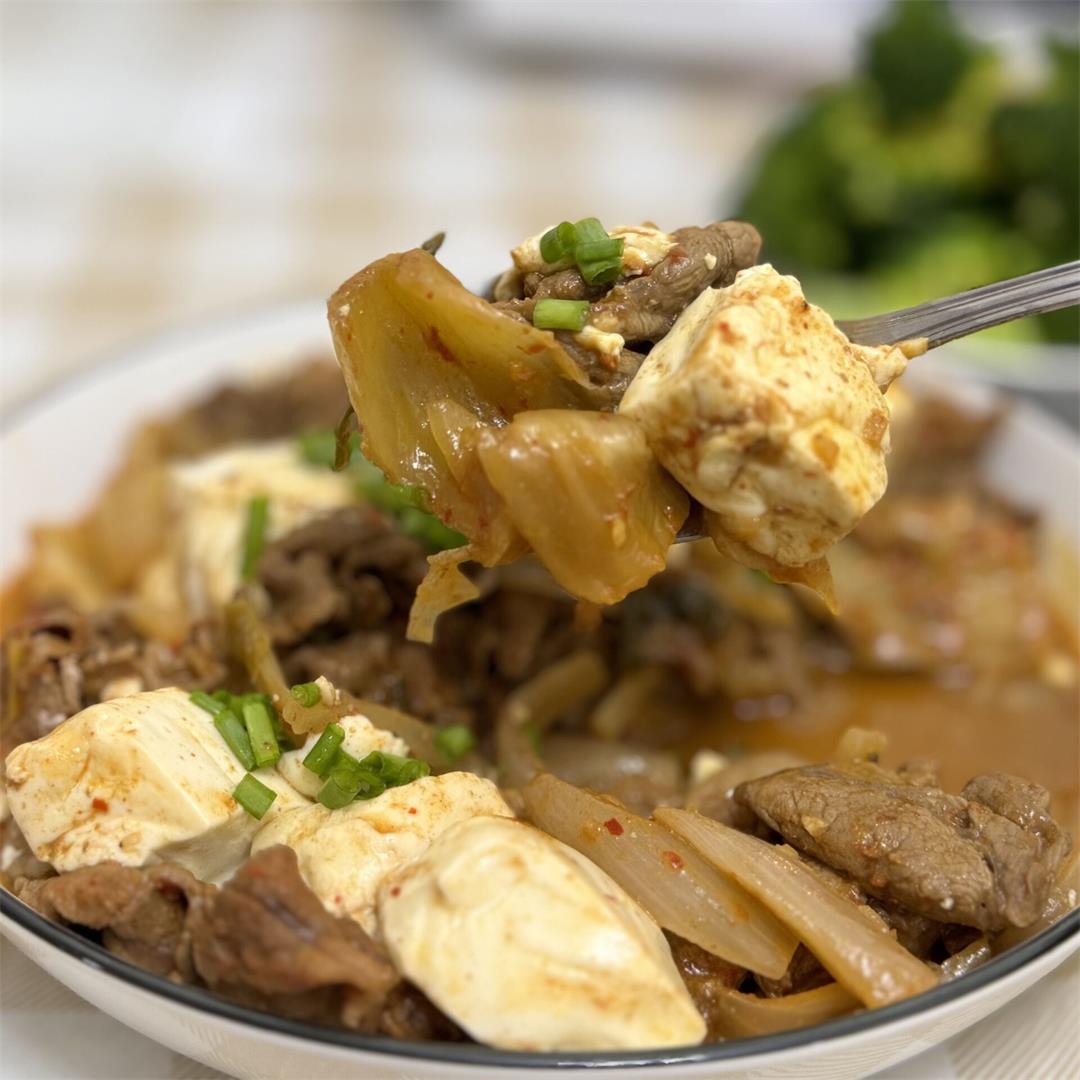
[
  {"x1": 2, "y1": 890, "x2": 1077, "y2": 1069},
  {"x1": 1, "y1": 300, "x2": 1077, "y2": 1069}
]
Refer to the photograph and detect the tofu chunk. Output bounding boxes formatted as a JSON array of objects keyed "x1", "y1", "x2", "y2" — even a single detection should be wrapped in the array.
[
  {"x1": 250, "y1": 772, "x2": 512, "y2": 932},
  {"x1": 4, "y1": 688, "x2": 306, "y2": 881},
  {"x1": 378, "y1": 815, "x2": 706, "y2": 1051},
  {"x1": 620, "y1": 265, "x2": 911, "y2": 566},
  {"x1": 170, "y1": 441, "x2": 355, "y2": 617},
  {"x1": 276, "y1": 712, "x2": 410, "y2": 799}
]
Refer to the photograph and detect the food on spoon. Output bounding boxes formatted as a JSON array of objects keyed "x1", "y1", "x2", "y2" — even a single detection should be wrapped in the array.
[
  {"x1": 329, "y1": 220, "x2": 922, "y2": 637},
  {"x1": 620, "y1": 265, "x2": 916, "y2": 568}
]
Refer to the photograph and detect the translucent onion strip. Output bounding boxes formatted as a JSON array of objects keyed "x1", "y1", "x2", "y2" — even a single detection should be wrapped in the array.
[
  {"x1": 656, "y1": 808, "x2": 938, "y2": 1008},
  {"x1": 497, "y1": 653, "x2": 608, "y2": 789},
  {"x1": 707, "y1": 982, "x2": 858, "y2": 1038},
  {"x1": 523, "y1": 774, "x2": 797, "y2": 978}
]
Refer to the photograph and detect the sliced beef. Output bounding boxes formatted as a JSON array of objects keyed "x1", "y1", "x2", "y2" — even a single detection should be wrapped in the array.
[
  {"x1": 16, "y1": 847, "x2": 459, "y2": 1037},
  {"x1": 754, "y1": 944, "x2": 832, "y2": 998},
  {"x1": 259, "y1": 506, "x2": 428, "y2": 647},
  {"x1": 380, "y1": 983, "x2": 466, "y2": 1042},
  {"x1": 737, "y1": 762, "x2": 1071, "y2": 931},
  {"x1": 588, "y1": 221, "x2": 761, "y2": 343},
  {"x1": 1, "y1": 605, "x2": 226, "y2": 756},
  {"x1": 868, "y1": 900, "x2": 943, "y2": 958},
  {"x1": 258, "y1": 507, "x2": 591, "y2": 734},
  {"x1": 15, "y1": 861, "x2": 212, "y2": 978},
  {"x1": 164, "y1": 360, "x2": 348, "y2": 458},
  {"x1": 665, "y1": 932, "x2": 745, "y2": 1040},
  {"x1": 188, "y1": 846, "x2": 400, "y2": 1031},
  {"x1": 687, "y1": 751, "x2": 806, "y2": 837}
]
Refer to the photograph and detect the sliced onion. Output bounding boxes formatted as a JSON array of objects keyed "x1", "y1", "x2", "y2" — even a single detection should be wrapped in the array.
[
  {"x1": 707, "y1": 982, "x2": 858, "y2": 1038},
  {"x1": 588, "y1": 666, "x2": 667, "y2": 741},
  {"x1": 522, "y1": 773, "x2": 798, "y2": 978},
  {"x1": 656, "y1": 808, "x2": 938, "y2": 1008},
  {"x1": 830, "y1": 726, "x2": 888, "y2": 763},
  {"x1": 940, "y1": 937, "x2": 991, "y2": 981},
  {"x1": 540, "y1": 734, "x2": 682, "y2": 815},
  {"x1": 225, "y1": 592, "x2": 341, "y2": 735},
  {"x1": 497, "y1": 652, "x2": 608, "y2": 790}
]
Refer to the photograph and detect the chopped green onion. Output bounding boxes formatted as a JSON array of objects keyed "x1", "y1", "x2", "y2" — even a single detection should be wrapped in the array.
[
  {"x1": 573, "y1": 217, "x2": 608, "y2": 246},
  {"x1": 359, "y1": 750, "x2": 430, "y2": 788},
  {"x1": 393, "y1": 758, "x2": 431, "y2": 785},
  {"x1": 579, "y1": 258, "x2": 623, "y2": 286},
  {"x1": 233, "y1": 773, "x2": 277, "y2": 820},
  {"x1": 434, "y1": 724, "x2": 476, "y2": 763},
  {"x1": 397, "y1": 506, "x2": 468, "y2": 552},
  {"x1": 317, "y1": 761, "x2": 365, "y2": 808},
  {"x1": 242, "y1": 700, "x2": 281, "y2": 768},
  {"x1": 354, "y1": 768, "x2": 387, "y2": 800},
  {"x1": 240, "y1": 496, "x2": 270, "y2": 582},
  {"x1": 576, "y1": 237, "x2": 623, "y2": 263},
  {"x1": 358, "y1": 476, "x2": 428, "y2": 515},
  {"x1": 533, "y1": 298, "x2": 590, "y2": 332},
  {"x1": 539, "y1": 220, "x2": 577, "y2": 263},
  {"x1": 291, "y1": 682, "x2": 322, "y2": 707},
  {"x1": 213, "y1": 711, "x2": 257, "y2": 771},
  {"x1": 297, "y1": 429, "x2": 336, "y2": 468},
  {"x1": 302, "y1": 723, "x2": 345, "y2": 777},
  {"x1": 190, "y1": 690, "x2": 227, "y2": 717}
]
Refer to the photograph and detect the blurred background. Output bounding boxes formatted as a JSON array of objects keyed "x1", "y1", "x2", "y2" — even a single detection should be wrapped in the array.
[{"x1": 3, "y1": 0, "x2": 1077, "y2": 409}]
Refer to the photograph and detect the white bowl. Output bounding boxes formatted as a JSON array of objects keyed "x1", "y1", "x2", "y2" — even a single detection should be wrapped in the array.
[{"x1": 2, "y1": 302, "x2": 1077, "y2": 1080}]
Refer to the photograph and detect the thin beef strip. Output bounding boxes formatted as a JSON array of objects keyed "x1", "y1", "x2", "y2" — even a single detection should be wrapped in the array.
[
  {"x1": 164, "y1": 360, "x2": 348, "y2": 458},
  {"x1": 1, "y1": 605, "x2": 226, "y2": 756},
  {"x1": 16, "y1": 861, "x2": 212, "y2": 978},
  {"x1": 258, "y1": 506, "x2": 591, "y2": 733},
  {"x1": 754, "y1": 945, "x2": 833, "y2": 999},
  {"x1": 16, "y1": 848, "x2": 459, "y2": 1038},
  {"x1": 587, "y1": 221, "x2": 762, "y2": 343},
  {"x1": 188, "y1": 847, "x2": 400, "y2": 1031},
  {"x1": 737, "y1": 762, "x2": 1070, "y2": 931}
]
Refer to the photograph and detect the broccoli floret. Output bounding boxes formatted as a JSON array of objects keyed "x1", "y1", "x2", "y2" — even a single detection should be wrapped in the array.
[{"x1": 863, "y1": 0, "x2": 986, "y2": 127}]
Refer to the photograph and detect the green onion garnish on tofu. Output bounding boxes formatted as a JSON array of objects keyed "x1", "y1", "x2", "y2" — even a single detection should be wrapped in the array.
[
  {"x1": 434, "y1": 724, "x2": 476, "y2": 764},
  {"x1": 242, "y1": 699, "x2": 281, "y2": 768},
  {"x1": 234, "y1": 773, "x2": 277, "y2": 820},
  {"x1": 577, "y1": 235, "x2": 625, "y2": 286},
  {"x1": 317, "y1": 760, "x2": 364, "y2": 808},
  {"x1": 240, "y1": 495, "x2": 270, "y2": 582},
  {"x1": 573, "y1": 217, "x2": 608, "y2": 245},
  {"x1": 212, "y1": 710, "x2": 258, "y2": 771},
  {"x1": 302, "y1": 722, "x2": 345, "y2": 777},
  {"x1": 192, "y1": 691, "x2": 258, "y2": 770},
  {"x1": 359, "y1": 750, "x2": 431, "y2": 790},
  {"x1": 392, "y1": 757, "x2": 431, "y2": 785},
  {"x1": 533, "y1": 299, "x2": 590, "y2": 331},
  {"x1": 290, "y1": 681, "x2": 322, "y2": 707},
  {"x1": 539, "y1": 220, "x2": 577, "y2": 263},
  {"x1": 190, "y1": 690, "x2": 227, "y2": 717},
  {"x1": 355, "y1": 768, "x2": 387, "y2": 800}
]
